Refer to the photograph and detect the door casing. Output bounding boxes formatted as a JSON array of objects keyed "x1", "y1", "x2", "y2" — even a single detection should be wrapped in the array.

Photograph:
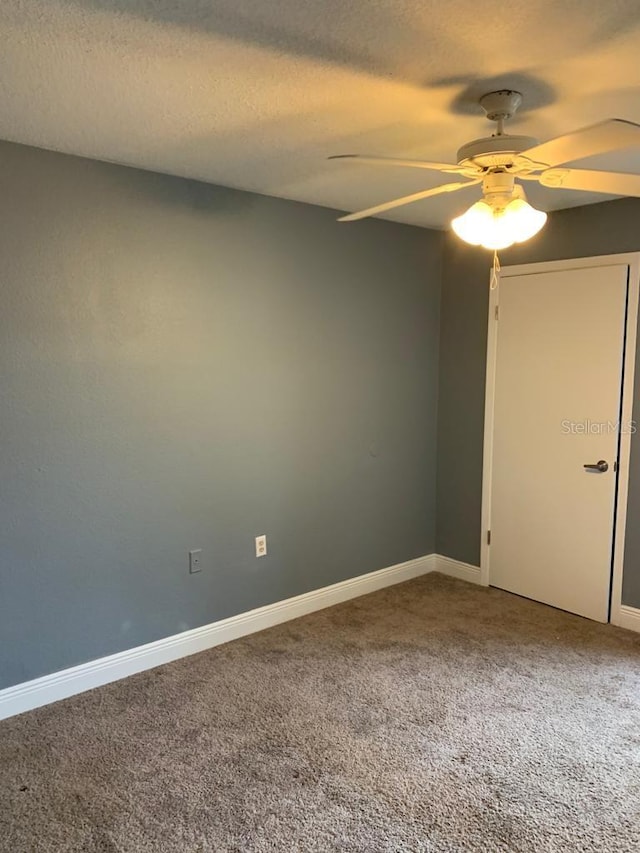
[{"x1": 480, "y1": 253, "x2": 640, "y2": 626}]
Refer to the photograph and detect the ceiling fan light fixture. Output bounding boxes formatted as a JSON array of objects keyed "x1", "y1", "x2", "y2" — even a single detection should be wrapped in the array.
[
  {"x1": 451, "y1": 200, "x2": 495, "y2": 246},
  {"x1": 451, "y1": 187, "x2": 547, "y2": 250},
  {"x1": 502, "y1": 196, "x2": 547, "y2": 243}
]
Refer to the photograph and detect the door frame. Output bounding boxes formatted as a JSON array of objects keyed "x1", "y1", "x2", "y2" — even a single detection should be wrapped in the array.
[{"x1": 480, "y1": 253, "x2": 640, "y2": 626}]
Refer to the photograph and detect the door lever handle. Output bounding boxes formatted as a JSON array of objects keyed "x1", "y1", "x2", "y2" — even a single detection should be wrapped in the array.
[{"x1": 583, "y1": 460, "x2": 608, "y2": 472}]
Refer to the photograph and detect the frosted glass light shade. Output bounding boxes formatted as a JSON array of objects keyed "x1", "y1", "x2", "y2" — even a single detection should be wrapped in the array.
[{"x1": 452, "y1": 196, "x2": 547, "y2": 250}]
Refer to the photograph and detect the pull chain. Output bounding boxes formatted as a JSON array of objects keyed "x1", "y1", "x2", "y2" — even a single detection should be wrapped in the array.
[{"x1": 490, "y1": 249, "x2": 501, "y2": 290}]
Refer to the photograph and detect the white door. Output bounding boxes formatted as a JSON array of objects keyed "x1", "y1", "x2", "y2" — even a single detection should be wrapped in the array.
[{"x1": 488, "y1": 263, "x2": 629, "y2": 622}]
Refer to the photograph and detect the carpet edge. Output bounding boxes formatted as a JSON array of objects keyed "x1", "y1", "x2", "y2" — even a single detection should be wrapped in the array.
[{"x1": 0, "y1": 553, "x2": 439, "y2": 720}]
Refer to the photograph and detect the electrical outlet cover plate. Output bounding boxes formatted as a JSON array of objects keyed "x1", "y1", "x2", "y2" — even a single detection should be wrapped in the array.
[
  {"x1": 255, "y1": 535, "x2": 267, "y2": 558},
  {"x1": 189, "y1": 549, "x2": 203, "y2": 573}
]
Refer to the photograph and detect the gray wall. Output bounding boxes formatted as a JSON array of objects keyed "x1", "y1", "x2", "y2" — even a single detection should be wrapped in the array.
[
  {"x1": 0, "y1": 141, "x2": 442, "y2": 689},
  {"x1": 436, "y1": 197, "x2": 640, "y2": 607}
]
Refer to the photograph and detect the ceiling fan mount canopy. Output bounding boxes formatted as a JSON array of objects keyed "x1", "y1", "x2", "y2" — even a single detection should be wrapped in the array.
[{"x1": 478, "y1": 89, "x2": 523, "y2": 122}]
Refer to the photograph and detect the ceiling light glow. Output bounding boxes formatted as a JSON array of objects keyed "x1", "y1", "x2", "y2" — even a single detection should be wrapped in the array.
[{"x1": 451, "y1": 185, "x2": 547, "y2": 250}]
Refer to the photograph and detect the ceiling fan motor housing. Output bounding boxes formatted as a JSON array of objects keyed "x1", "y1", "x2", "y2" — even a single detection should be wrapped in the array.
[{"x1": 456, "y1": 134, "x2": 540, "y2": 169}]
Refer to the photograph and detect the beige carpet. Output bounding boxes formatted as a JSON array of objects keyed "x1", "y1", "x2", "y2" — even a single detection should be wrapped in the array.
[{"x1": 1, "y1": 573, "x2": 639, "y2": 852}]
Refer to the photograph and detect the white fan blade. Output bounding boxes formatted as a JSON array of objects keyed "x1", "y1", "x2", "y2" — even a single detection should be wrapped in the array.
[
  {"x1": 540, "y1": 167, "x2": 640, "y2": 196},
  {"x1": 522, "y1": 119, "x2": 640, "y2": 168},
  {"x1": 337, "y1": 180, "x2": 480, "y2": 222},
  {"x1": 329, "y1": 154, "x2": 466, "y2": 174}
]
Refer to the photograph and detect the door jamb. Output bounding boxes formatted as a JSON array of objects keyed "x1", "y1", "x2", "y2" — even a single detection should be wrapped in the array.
[{"x1": 480, "y1": 253, "x2": 640, "y2": 628}]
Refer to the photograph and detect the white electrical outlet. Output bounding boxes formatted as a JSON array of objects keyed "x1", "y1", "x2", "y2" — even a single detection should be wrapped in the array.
[{"x1": 255, "y1": 535, "x2": 267, "y2": 558}]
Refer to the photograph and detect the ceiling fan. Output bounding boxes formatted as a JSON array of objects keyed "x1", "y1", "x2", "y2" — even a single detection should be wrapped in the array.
[{"x1": 329, "y1": 90, "x2": 640, "y2": 249}]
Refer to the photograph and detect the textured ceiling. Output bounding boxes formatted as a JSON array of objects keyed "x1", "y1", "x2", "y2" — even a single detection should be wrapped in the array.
[{"x1": 2, "y1": 0, "x2": 640, "y2": 227}]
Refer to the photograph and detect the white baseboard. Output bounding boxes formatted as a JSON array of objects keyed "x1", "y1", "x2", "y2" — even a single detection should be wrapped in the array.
[
  {"x1": 434, "y1": 555, "x2": 483, "y2": 585},
  {"x1": 0, "y1": 553, "x2": 437, "y2": 721},
  {"x1": 611, "y1": 604, "x2": 640, "y2": 634}
]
